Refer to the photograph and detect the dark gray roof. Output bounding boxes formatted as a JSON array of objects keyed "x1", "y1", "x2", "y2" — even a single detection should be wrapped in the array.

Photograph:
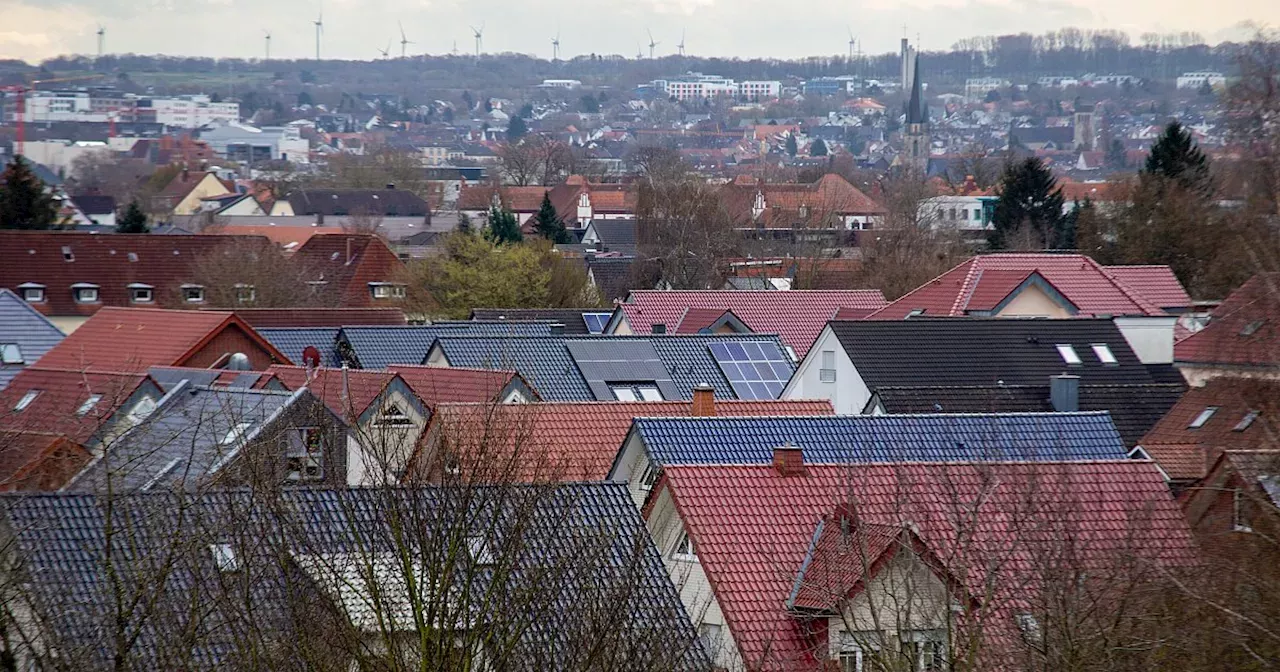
[
  {"x1": 829, "y1": 318, "x2": 1161, "y2": 388},
  {"x1": 587, "y1": 257, "x2": 636, "y2": 302},
  {"x1": 338, "y1": 323, "x2": 554, "y2": 370},
  {"x1": 870, "y1": 383, "x2": 1185, "y2": 447},
  {"x1": 257, "y1": 327, "x2": 342, "y2": 366},
  {"x1": 468, "y1": 309, "x2": 602, "y2": 335},
  {"x1": 586, "y1": 219, "x2": 637, "y2": 247},
  {"x1": 286, "y1": 189, "x2": 429, "y2": 217},
  {"x1": 0, "y1": 289, "x2": 64, "y2": 390},
  {"x1": 0, "y1": 484, "x2": 706, "y2": 670},
  {"x1": 69, "y1": 194, "x2": 116, "y2": 216},
  {"x1": 431, "y1": 334, "x2": 796, "y2": 402}
]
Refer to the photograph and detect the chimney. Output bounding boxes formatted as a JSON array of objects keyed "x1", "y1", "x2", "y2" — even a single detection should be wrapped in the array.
[
  {"x1": 1050, "y1": 374, "x2": 1080, "y2": 412},
  {"x1": 691, "y1": 383, "x2": 715, "y2": 417},
  {"x1": 651, "y1": 323, "x2": 667, "y2": 334},
  {"x1": 549, "y1": 323, "x2": 565, "y2": 335},
  {"x1": 772, "y1": 441, "x2": 806, "y2": 476}
]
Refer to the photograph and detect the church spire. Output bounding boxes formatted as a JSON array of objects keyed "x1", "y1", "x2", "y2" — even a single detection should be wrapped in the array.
[{"x1": 906, "y1": 56, "x2": 926, "y2": 125}]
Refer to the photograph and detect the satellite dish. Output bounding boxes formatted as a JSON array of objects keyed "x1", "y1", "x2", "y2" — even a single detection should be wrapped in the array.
[
  {"x1": 227, "y1": 353, "x2": 251, "y2": 371},
  {"x1": 302, "y1": 346, "x2": 322, "y2": 368}
]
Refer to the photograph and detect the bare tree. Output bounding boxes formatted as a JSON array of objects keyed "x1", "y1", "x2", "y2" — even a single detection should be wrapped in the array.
[
  {"x1": 185, "y1": 237, "x2": 341, "y2": 308},
  {"x1": 634, "y1": 178, "x2": 739, "y2": 290}
]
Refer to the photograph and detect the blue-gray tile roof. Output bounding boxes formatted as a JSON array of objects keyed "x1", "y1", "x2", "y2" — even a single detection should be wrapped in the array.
[
  {"x1": 257, "y1": 327, "x2": 341, "y2": 366},
  {"x1": 0, "y1": 289, "x2": 64, "y2": 390},
  {"x1": 432, "y1": 334, "x2": 796, "y2": 402},
  {"x1": 339, "y1": 323, "x2": 553, "y2": 369},
  {"x1": 627, "y1": 412, "x2": 1129, "y2": 470}
]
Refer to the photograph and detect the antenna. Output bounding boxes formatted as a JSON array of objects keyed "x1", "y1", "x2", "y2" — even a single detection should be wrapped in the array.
[
  {"x1": 678, "y1": 29, "x2": 686, "y2": 57},
  {"x1": 647, "y1": 29, "x2": 660, "y2": 59},
  {"x1": 551, "y1": 30, "x2": 561, "y2": 61},
  {"x1": 263, "y1": 30, "x2": 271, "y2": 61},
  {"x1": 96, "y1": 25, "x2": 105, "y2": 59},
  {"x1": 313, "y1": 12, "x2": 324, "y2": 60},
  {"x1": 399, "y1": 22, "x2": 413, "y2": 58},
  {"x1": 471, "y1": 23, "x2": 485, "y2": 57}
]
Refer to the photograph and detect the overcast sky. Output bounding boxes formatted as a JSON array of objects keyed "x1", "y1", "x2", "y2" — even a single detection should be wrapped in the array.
[{"x1": 0, "y1": 0, "x2": 1274, "y2": 63}]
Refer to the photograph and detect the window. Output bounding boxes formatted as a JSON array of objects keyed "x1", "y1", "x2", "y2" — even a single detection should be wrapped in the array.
[
  {"x1": 61, "y1": 246, "x2": 74, "y2": 262},
  {"x1": 210, "y1": 543, "x2": 241, "y2": 572},
  {"x1": 182, "y1": 285, "x2": 205, "y2": 303},
  {"x1": 18, "y1": 284, "x2": 44, "y2": 303},
  {"x1": 467, "y1": 535, "x2": 495, "y2": 565},
  {"x1": 901, "y1": 630, "x2": 947, "y2": 671},
  {"x1": 1234, "y1": 410, "x2": 1260, "y2": 432},
  {"x1": 1188, "y1": 406, "x2": 1218, "y2": 429},
  {"x1": 286, "y1": 427, "x2": 324, "y2": 481},
  {"x1": 837, "y1": 630, "x2": 883, "y2": 672},
  {"x1": 960, "y1": 208, "x2": 969, "y2": 220},
  {"x1": 698, "y1": 623, "x2": 723, "y2": 656},
  {"x1": 1091, "y1": 343, "x2": 1117, "y2": 365},
  {"x1": 72, "y1": 284, "x2": 100, "y2": 304},
  {"x1": 1240, "y1": 320, "x2": 1265, "y2": 336},
  {"x1": 1234, "y1": 489, "x2": 1252, "y2": 533},
  {"x1": 220, "y1": 421, "x2": 253, "y2": 446},
  {"x1": 820, "y1": 350, "x2": 837, "y2": 383},
  {"x1": 377, "y1": 404, "x2": 413, "y2": 426},
  {"x1": 125, "y1": 396, "x2": 158, "y2": 426},
  {"x1": 671, "y1": 531, "x2": 696, "y2": 560},
  {"x1": 610, "y1": 384, "x2": 663, "y2": 402},
  {"x1": 906, "y1": 308, "x2": 926, "y2": 318},
  {"x1": 1055, "y1": 344, "x2": 1082, "y2": 365},
  {"x1": 128, "y1": 284, "x2": 154, "y2": 303},
  {"x1": 76, "y1": 394, "x2": 102, "y2": 417},
  {"x1": 638, "y1": 463, "x2": 660, "y2": 491},
  {"x1": 369, "y1": 283, "x2": 407, "y2": 299},
  {"x1": 234, "y1": 284, "x2": 256, "y2": 304},
  {"x1": 1015, "y1": 613, "x2": 1043, "y2": 647},
  {"x1": 13, "y1": 390, "x2": 39, "y2": 412},
  {"x1": 0, "y1": 344, "x2": 23, "y2": 365}
]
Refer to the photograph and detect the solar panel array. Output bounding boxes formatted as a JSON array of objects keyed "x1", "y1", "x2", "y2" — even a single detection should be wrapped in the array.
[
  {"x1": 582, "y1": 312, "x2": 612, "y2": 334},
  {"x1": 708, "y1": 341, "x2": 792, "y2": 400}
]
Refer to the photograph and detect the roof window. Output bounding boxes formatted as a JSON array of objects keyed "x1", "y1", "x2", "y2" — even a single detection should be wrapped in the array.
[
  {"x1": 1188, "y1": 406, "x2": 1218, "y2": 429},
  {"x1": 1233, "y1": 410, "x2": 1260, "y2": 432},
  {"x1": 0, "y1": 343, "x2": 23, "y2": 365},
  {"x1": 18, "y1": 283, "x2": 45, "y2": 303},
  {"x1": 182, "y1": 284, "x2": 205, "y2": 303},
  {"x1": 220, "y1": 422, "x2": 253, "y2": 446},
  {"x1": 76, "y1": 394, "x2": 102, "y2": 417},
  {"x1": 210, "y1": 543, "x2": 242, "y2": 572},
  {"x1": 1091, "y1": 344, "x2": 1117, "y2": 365},
  {"x1": 14, "y1": 390, "x2": 40, "y2": 411},
  {"x1": 1055, "y1": 344, "x2": 1082, "y2": 366},
  {"x1": 61, "y1": 246, "x2": 74, "y2": 262},
  {"x1": 1241, "y1": 320, "x2": 1265, "y2": 336},
  {"x1": 467, "y1": 535, "x2": 495, "y2": 565}
]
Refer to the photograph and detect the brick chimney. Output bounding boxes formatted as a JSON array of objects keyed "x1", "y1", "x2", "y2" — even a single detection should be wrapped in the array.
[
  {"x1": 772, "y1": 441, "x2": 806, "y2": 476},
  {"x1": 691, "y1": 383, "x2": 715, "y2": 417}
]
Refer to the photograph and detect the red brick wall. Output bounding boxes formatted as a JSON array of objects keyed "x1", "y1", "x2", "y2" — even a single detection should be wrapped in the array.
[{"x1": 181, "y1": 325, "x2": 282, "y2": 369}]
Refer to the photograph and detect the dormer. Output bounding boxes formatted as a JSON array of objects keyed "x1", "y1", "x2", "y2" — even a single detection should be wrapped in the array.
[{"x1": 751, "y1": 190, "x2": 766, "y2": 220}]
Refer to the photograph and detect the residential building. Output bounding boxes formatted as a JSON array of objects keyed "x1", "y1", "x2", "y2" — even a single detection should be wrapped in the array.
[
  {"x1": 291, "y1": 234, "x2": 409, "y2": 308},
  {"x1": 68, "y1": 194, "x2": 116, "y2": 228},
  {"x1": 457, "y1": 176, "x2": 637, "y2": 230},
  {"x1": 964, "y1": 77, "x2": 1008, "y2": 101},
  {"x1": 802, "y1": 76, "x2": 861, "y2": 96},
  {"x1": 286, "y1": 189, "x2": 431, "y2": 222},
  {"x1": 469, "y1": 308, "x2": 617, "y2": 335},
  {"x1": 233, "y1": 307, "x2": 408, "y2": 329},
  {"x1": 334, "y1": 323, "x2": 555, "y2": 370},
  {"x1": 133, "y1": 95, "x2": 240, "y2": 128},
  {"x1": 717, "y1": 174, "x2": 888, "y2": 231},
  {"x1": 152, "y1": 169, "x2": 234, "y2": 215},
  {"x1": 785, "y1": 318, "x2": 1183, "y2": 415},
  {"x1": 1174, "y1": 273, "x2": 1280, "y2": 386},
  {"x1": 606, "y1": 289, "x2": 888, "y2": 357},
  {"x1": 0, "y1": 289, "x2": 64, "y2": 389},
  {"x1": 1180, "y1": 450, "x2": 1280, "y2": 562},
  {"x1": 1177, "y1": 72, "x2": 1227, "y2": 90},
  {"x1": 918, "y1": 192, "x2": 997, "y2": 231}
]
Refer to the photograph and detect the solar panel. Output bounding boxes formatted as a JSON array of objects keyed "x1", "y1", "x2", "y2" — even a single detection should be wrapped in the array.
[
  {"x1": 708, "y1": 341, "x2": 792, "y2": 400},
  {"x1": 582, "y1": 312, "x2": 612, "y2": 334}
]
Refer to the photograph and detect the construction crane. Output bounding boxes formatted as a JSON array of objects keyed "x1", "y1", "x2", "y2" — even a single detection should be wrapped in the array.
[{"x1": 3, "y1": 74, "x2": 107, "y2": 158}]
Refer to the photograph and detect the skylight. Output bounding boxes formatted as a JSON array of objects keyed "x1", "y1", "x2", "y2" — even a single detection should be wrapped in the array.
[
  {"x1": 210, "y1": 543, "x2": 241, "y2": 572},
  {"x1": 76, "y1": 394, "x2": 103, "y2": 417},
  {"x1": 220, "y1": 422, "x2": 253, "y2": 446},
  {"x1": 1091, "y1": 344, "x2": 1117, "y2": 365},
  {"x1": 1055, "y1": 344, "x2": 1082, "y2": 366},
  {"x1": 1233, "y1": 411, "x2": 1260, "y2": 432},
  {"x1": 1241, "y1": 320, "x2": 1265, "y2": 336},
  {"x1": 1188, "y1": 407, "x2": 1218, "y2": 429},
  {"x1": 0, "y1": 343, "x2": 23, "y2": 365},
  {"x1": 467, "y1": 535, "x2": 495, "y2": 565},
  {"x1": 14, "y1": 390, "x2": 39, "y2": 412}
]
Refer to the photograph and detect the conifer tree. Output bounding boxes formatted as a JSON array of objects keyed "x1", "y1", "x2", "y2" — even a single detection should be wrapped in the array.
[
  {"x1": 811, "y1": 138, "x2": 828, "y2": 157},
  {"x1": 507, "y1": 115, "x2": 528, "y2": 142},
  {"x1": 485, "y1": 204, "x2": 523, "y2": 244},
  {"x1": 1144, "y1": 120, "x2": 1212, "y2": 194},
  {"x1": 989, "y1": 157, "x2": 1068, "y2": 250},
  {"x1": 785, "y1": 134, "x2": 798, "y2": 158},
  {"x1": 532, "y1": 192, "x2": 570, "y2": 243},
  {"x1": 117, "y1": 200, "x2": 149, "y2": 233},
  {"x1": 0, "y1": 156, "x2": 59, "y2": 230}
]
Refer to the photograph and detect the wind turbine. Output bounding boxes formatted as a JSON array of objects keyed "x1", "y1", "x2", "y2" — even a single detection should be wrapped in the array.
[
  {"x1": 471, "y1": 23, "x2": 484, "y2": 57},
  {"x1": 313, "y1": 12, "x2": 324, "y2": 60},
  {"x1": 677, "y1": 30, "x2": 686, "y2": 57},
  {"x1": 399, "y1": 21, "x2": 413, "y2": 58},
  {"x1": 551, "y1": 30, "x2": 561, "y2": 61},
  {"x1": 647, "y1": 29, "x2": 660, "y2": 59},
  {"x1": 636, "y1": 43, "x2": 643, "y2": 60},
  {"x1": 96, "y1": 25, "x2": 105, "y2": 58},
  {"x1": 847, "y1": 28, "x2": 856, "y2": 62},
  {"x1": 263, "y1": 30, "x2": 271, "y2": 61},
  {"x1": 377, "y1": 41, "x2": 390, "y2": 59}
]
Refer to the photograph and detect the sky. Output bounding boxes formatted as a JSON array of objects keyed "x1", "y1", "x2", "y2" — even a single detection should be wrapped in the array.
[{"x1": 0, "y1": 0, "x2": 1275, "y2": 63}]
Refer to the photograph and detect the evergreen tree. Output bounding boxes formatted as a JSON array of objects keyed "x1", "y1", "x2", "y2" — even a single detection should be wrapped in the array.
[
  {"x1": 1144, "y1": 120, "x2": 1212, "y2": 193},
  {"x1": 810, "y1": 138, "x2": 828, "y2": 157},
  {"x1": 507, "y1": 115, "x2": 528, "y2": 142},
  {"x1": 532, "y1": 192, "x2": 570, "y2": 243},
  {"x1": 1105, "y1": 138, "x2": 1128, "y2": 170},
  {"x1": 117, "y1": 200, "x2": 149, "y2": 233},
  {"x1": 457, "y1": 211, "x2": 472, "y2": 234},
  {"x1": 485, "y1": 204, "x2": 523, "y2": 244},
  {"x1": 989, "y1": 157, "x2": 1068, "y2": 250},
  {"x1": 785, "y1": 133, "x2": 798, "y2": 158},
  {"x1": 0, "y1": 156, "x2": 59, "y2": 230}
]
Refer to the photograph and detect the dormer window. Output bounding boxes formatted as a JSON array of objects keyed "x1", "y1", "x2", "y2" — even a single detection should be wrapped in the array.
[
  {"x1": 0, "y1": 344, "x2": 23, "y2": 365},
  {"x1": 467, "y1": 535, "x2": 495, "y2": 565},
  {"x1": 369, "y1": 282, "x2": 406, "y2": 299},
  {"x1": 1188, "y1": 406, "x2": 1218, "y2": 429},
  {"x1": 128, "y1": 283, "x2": 154, "y2": 304},
  {"x1": 210, "y1": 543, "x2": 241, "y2": 572},
  {"x1": 61, "y1": 246, "x2": 74, "y2": 262},
  {"x1": 1055, "y1": 344, "x2": 1082, "y2": 366},
  {"x1": 234, "y1": 284, "x2": 256, "y2": 304},
  {"x1": 71, "y1": 283, "x2": 100, "y2": 304},
  {"x1": 182, "y1": 284, "x2": 205, "y2": 303},
  {"x1": 17, "y1": 283, "x2": 44, "y2": 303}
]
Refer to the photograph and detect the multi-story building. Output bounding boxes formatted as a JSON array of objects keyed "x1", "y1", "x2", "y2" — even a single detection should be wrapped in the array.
[
  {"x1": 4, "y1": 91, "x2": 104, "y2": 123},
  {"x1": 737, "y1": 80, "x2": 781, "y2": 100},
  {"x1": 1177, "y1": 72, "x2": 1227, "y2": 90},
  {"x1": 964, "y1": 77, "x2": 1009, "y2": 101},
  {"x1": 802, "y1": 76, "x2": 862, "y2": 96},
  {"x1": 133, "y1": 95, "x2": 240, "y2": 128},
  {"x1": 652, "y1": 73, "x2": 780, "y2": 101},
  {"x1": 538, "y1": 79, "x2": 583, "y2": 89},
  {"x1": 1037, "y1": 76, "x2": 1081, "y2": 88},
  {"x1": 200, "y1": 123, "x2": 309, "y2": 164}
]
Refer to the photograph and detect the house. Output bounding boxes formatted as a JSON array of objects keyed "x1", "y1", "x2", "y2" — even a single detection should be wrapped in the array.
[
  {"x1": 0, "y1": 289, "x2": 65, "y2": 390},
  {"x1": 580, "y1": 218, "x2": 637, "y2": 253},
  {"x1": 68, "y1": 194, "x2": 117, "y2": 228},
  {"x1": 0, "y1": 368, "x2": 164, "y2": 490},
  {"x1": 645, "y1": 456, "x2": 1195, "y2": 670},
  {"x1": 291, "y1": 234, "x2": 408, "y2": 308},
  {"x1": 285, "y1": 188, "x2": 431, "y2": 223},
  {"x1": 32, "y1": 307, "x2": 289, "y2": 374},
  {"x1": 785, "y1": 318, "x2": 1182, "y2": 415},
  {"x1": 469, "y1": 308, "x2": 616, "y2": 335},
  {"x1": 718, "y1": 174, "x2": 887, "y2": 231},
  {"x1": 255, "y1": 327, "x2": 342, "y2": 366},
  {"x1": 610, "y1": 411, "x2": 1130, "y2": 507},
  {"x1": 1180, "y1": 450, "x2": 1280, "y2": 561},
  {"x1": 409, "y1": 388, "x2": 833, "y2": 483},
  {"x1": 456, "y1": 175, "x2": 638, "y2": 230},
  {"x1": 386, "y1": 364, "x2": 535, "y2": 406},
  {"x1": 1134, "y1": 378, "x2": 1280, "y2": 488},
  {"x1": 868, "y1": 253, "x2": 1186, "y2": 321},
  {"x1": 423, "y1": 333, "x2": 799, "y2": 402},
  {"x1": 1175, "y1": 273, "x2": 1280, "y2": 386},
  {"x1": 231, "y1": 307, "x2": 408, "y2": 328},
  {"x1": 0, "y1": 231, "x2": 277, "y2": 332},
  {"x1": 65, "y1": 383, "x2": 347, "y2": 492},
  {"x1": 586, "y1": 256, "x2": 636, "y2": 302},
  {"x1": 0, "y1": 484, "x2": 707, "y2": 670},
  {"x1": 152, "y1": 169, "x2": 234, "y2": 216},
  {"x1": 607, "y1": 289, "x2": 889, "y2": 357},
  {"x1": 335, "y1": 322, "x2": 555, "y2": 370}
]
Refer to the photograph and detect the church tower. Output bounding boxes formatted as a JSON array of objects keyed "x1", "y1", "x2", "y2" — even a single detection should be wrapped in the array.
[{"x1": 904, "y1": 57, "x2": 929, "y2": 174}]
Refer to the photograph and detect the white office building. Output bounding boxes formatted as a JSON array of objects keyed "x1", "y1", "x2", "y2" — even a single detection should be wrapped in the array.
[{"x1": 1176, "y1": 72, "x2": 1227, "y2": 90}]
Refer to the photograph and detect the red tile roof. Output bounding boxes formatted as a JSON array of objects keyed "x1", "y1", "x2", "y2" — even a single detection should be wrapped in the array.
[
  {"x1": 0, "y1": 431, "x2": 90, "y2": 491},
  {"x1": 672, "y1": 308, "x2": 739, "y2": 334},
  {"x1": 1107, "y1": 266, "x2": 1192, "y2": 310},
  {"x1": 233, "y1": 307, "x2": 407, "y2": 328},
  {"x1": 33, "y1": 307, "x2": 288, "y2": 373},
  {"x1": 385, "y1": 365, "x2": 524, "y2": 407},
  {"x1": 0, "y1": 232, "x2": 273, "y2": 317},
  {"x1": 1175, "y1": 273, "x2": 1280, "y2": 367},
  {"x1": 414, "y1": 399, "x2": 834, "y2": 482},
  {"x1": 619, "y1": 290, "x2": 888, "y2": 356},
  {"x1": 457, "y1": 184, "x2": 548, "y2": 213},
  {"x1": 661, "y1": 460, "x2": 1196, "y2": 670},
  {"x1": 0, "y1": 368, "x2": 155, "y2": 443},
  {"x1": 292, "y1": 234, "x2": 407, "y2": 308},
  {"x1": 719, "y1": 174, "x2": 886, "y2": 229},
  {"x1": 869, "y1": 254, "x2": 1170, "y2": 319},
  {"x1": 1138, "y1": 377, "x2": 1280, "y2": 480},
  {"x1": 264, "y1": 365, "x2": 396, "y2": 419}
]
